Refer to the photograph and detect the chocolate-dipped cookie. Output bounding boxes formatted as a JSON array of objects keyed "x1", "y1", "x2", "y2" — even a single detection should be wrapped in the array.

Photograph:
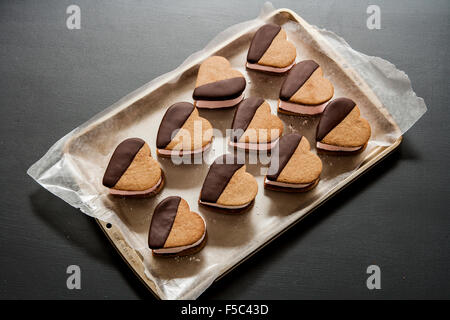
[
  {"x1": 278, "y1": 60, "x2": 334, "y2": 115},
  {"x1": 229, "y1": 97, "x2": 283, "y2": 151},
  {"x1": 103, "y1": 138, "x2": 164, "y2": 197},
  {"x1": 193, "y1": 56, "x2": 246, "y2": 109},
  {"x1": 246, "y1": 23, "x2": 296, "y2": 74},
  {"x1": 316, "y1": 98, "x2": 371, "y2": 154},
  {"x1": 148, "y1": 196, "x2": 207, "y2": 257},
  {"x1": 265, "y1": 133, "x2": 322, "y2": 192},
  {"x1": 199, "y1": 154, "x2": 258, "y2": 213},
  {"x1": 156, "y1": 102, "x2": 213, "y2": 157}
]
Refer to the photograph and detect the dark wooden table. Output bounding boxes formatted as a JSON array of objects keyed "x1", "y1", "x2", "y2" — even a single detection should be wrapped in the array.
[{"x1": 1, "y1": 0, "x2": 449, "y2": 299}]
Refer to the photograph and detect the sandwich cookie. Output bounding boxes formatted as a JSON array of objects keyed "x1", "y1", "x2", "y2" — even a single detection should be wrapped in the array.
[
  {"x1": 246, "y1": 24, "x2": 296, "y2": 74},
  {"x1": 278, "y1": 60, "x2": 334, "y2": 115},
  {"x1": 316, "y1": 98, "x2": 371, "y2": 154},
  {"x1": 148, "y1": 196, "x2": 207, "y2": 257},
  {"x1": 230, "y1": 97, "x2": 283, "y2": 151},
  {"x1": 199, "y1": 154, "x2": 258, "y2": 213},
  {"x1": 156, "y1": 102, "x2": 213, "y2": 157},
  {"x1": 265, "y1": 133, "x2": 322, "y2": 192},
  {"x1": 193, "y1": 56, "x2": 246, "y2": 109},
  {"x1": 102, "y1": 138, "x2": 164, "y2": 197}
]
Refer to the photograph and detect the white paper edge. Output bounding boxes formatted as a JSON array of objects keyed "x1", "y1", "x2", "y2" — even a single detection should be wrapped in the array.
[{"x1": 26, "y1": 2, "x2": 428, "y2": 300}]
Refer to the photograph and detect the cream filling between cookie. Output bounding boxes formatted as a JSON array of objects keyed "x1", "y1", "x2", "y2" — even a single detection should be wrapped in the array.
[
  {"x1": 195, "y1": 94, "x2": 244, "y2": 109},
  {"x1": 152, "y1": 217, "x2": 206, "y2": 255},
  {"x1": 265, "y1": 178, "x2": 313, "y2": 189},
  {"x1": 229, "y1": 138, "x2": 279, "y2": 151},
  {"x1": 316, "y1": 142, "x2": 362, "y2": 152},
  {"x1": 109, "y1": 177, "x2": 162, "y2": 196},
  {"x1": 278, "y1": 100, "x2": 329, "y2": 115},
  {"x1": 199, "y1": 200, "x2": 251, "y2": 210},
  {"x1": 246, "y1": 61, "x2": 295, "y2": 73},
  {"x1": 158, "y1": 142, "x2": 211, "y2": 156}
]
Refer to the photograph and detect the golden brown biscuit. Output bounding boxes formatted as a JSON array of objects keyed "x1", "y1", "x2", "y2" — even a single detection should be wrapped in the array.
[
  {"x1": 264, "y1": 134, "x2": 322, "y2": 192},
  {"x1": 102, "y1": 138, "x2": 163, "y2": 197},
  {"x1": 193, "y1": 56, "x2": 246, "y2": 109},
  {"x1": 316, "y1": 98, "x2": 371, "y2": 154},
  {"x1": 278, "y1": 60, "x2": 334, "y2": 116},
  {"x1": 229, "y1": 97, "x2": 283, "y2": 151},
  {"x1": 156, "y1": 102, "x2": 213, "y2": 157},
  {"x1": 246, "y1": 24, "x2": 296, "y2": 73},
  {"x1": 199, "y1": 154, "x2": 258, "y2": 213},
  {"x1": 149, "y1": 196, "x2": 207, "y2": 257}
]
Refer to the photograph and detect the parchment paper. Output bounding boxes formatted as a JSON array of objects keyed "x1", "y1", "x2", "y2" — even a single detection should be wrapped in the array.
[{"x1": 27, "y1": 3, "x2": 426, "y2": 300}]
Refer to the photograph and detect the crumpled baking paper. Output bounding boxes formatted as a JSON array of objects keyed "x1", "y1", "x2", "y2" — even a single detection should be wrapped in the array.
[{"x1": 27, "y1": 3, "x2": 426, "y2": 300}]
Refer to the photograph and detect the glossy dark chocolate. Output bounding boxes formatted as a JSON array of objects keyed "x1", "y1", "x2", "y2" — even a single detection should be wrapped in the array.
[
  {"x1": 156, "y1": 102, "x2": 195, "y2": 149},
  {"x1": 200, "y1": 154, "x2": 244, "y2": 203},
  {"x1": 231, "y1": 97, "x2": 265, "y2": 142},
  {"x1": 279, "y1": 60, "x2": 319, "y2": 101},
  {"x1": 102, "y1": 138, "x2": 145, "y2": 188},
  {"x1": 266, "y1": 133, "x2": 303, "y2": 181},
  {"x1": 148, "y1": 196, "x2": 181, "y2": 249},
  {"x1": 247, "y1": 24, "x2": 281, "y2": 64},
  {"x1": 193, "y1": 77, "x2": 246, "y2": 101},
  {"x1": 316, "y1": 98, "x2": 356, "y2": 141}
]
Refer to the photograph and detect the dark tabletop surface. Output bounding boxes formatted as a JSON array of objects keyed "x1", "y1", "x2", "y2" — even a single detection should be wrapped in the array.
[{"x1": 1, "y1": 0, "x2": 449, "y2": 299}]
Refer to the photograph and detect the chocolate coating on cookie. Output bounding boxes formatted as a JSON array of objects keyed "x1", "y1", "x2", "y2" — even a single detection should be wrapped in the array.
[
  {"x1": 316, "y1": 98, "x2": 356, "y2": 141},
  {"x1": 148, "y1": 196, "x2": 181, "y2": 249},
  {"x1": 193, "y1": 77, "x2": 246, "y2": 101},
  {"x1": 200, "y1": 154, "x2": 244, "y2": 203},
  {"x1": 157, "y1": 102, "x2": 195, "y2": 149},
  {"x1": 266, "y1": 133, "x2": 303, "y2": 181},
  {"x1": 247, "y1": 24, "x2": 281, "y2": 64},
  {"x1": 231, "y1": 97, "x2": 265, "y2": 142},
  {"x1": 102, "y1": 138, "x2": 145, "y2": 188},
  {"x1": 279, "y1": 60, "x2": 319, "y2": 101}
]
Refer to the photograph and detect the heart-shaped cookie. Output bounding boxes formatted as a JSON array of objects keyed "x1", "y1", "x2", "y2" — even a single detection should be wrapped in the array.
[
  {"x1": 102, "y1": 138, "x2": 164, "y2": 197},
  {"x1": 148, "y1": 196, "x2": 206, "y2": 257},
  {"x1": 246, "y1": 24, "x2": 296, "y2": 73},
  {"x1": 278, "y1": 60, "x2": 334, "y2": 115},
  {"x1": 230, "y1": 97, "x2": 284, "y2": 151},
  {"x1": 193, "y1": 56, "x2": 246, "y2": 109},
  {"x1": 199, "y1": 154, "x2": 258, "y2": 213},
  {"x1": 316, "y1": 98, "x2": 371, "y2": 154},
  {"x1": 265, "y1": 133, "x2": 322, "y2": 192},
  {"x1": 156, "y1": 102, "x2": 213, "y2": 157}
]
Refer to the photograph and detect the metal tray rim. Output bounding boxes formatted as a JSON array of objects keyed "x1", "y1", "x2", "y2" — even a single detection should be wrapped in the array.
[
  {"x1": 63, "y1": 7, "x2": 404, "y2": 299},
  {"x1": 96, "y1": 137, "x2": 402, "y2": 299}
]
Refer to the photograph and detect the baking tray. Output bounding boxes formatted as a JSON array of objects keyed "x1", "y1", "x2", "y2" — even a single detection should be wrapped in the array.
[
  {"x1": 59, "y1": 8, "x2": 404, "y2": 299},
  {"x1": 96, "y1": 137, "x2": 401, "y2": 298}
]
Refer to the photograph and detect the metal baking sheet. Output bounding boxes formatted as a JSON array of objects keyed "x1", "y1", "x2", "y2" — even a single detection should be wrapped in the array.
[{"x1": 28, "y1": 5, "x2": 427, "y2": 299}]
